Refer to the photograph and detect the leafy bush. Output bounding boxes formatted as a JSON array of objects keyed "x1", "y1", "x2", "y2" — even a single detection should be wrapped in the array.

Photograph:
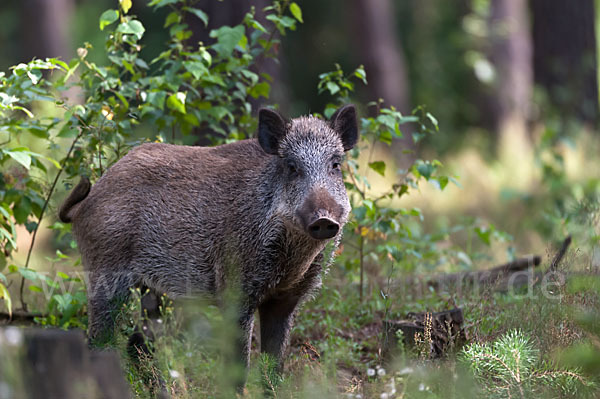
[{"x1": 0, "y1": 0, "x2": 301, "y2": 316}]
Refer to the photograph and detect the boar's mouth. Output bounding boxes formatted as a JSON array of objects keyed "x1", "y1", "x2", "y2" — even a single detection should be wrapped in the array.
[{"x1": 297, "y1": 188, "x2": 344, "y2": 240}]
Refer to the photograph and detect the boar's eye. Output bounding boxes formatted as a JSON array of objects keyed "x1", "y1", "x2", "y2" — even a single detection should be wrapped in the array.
[
  {"x1": 332, "y1": 161, "x2": 341, "y2": 171},
  {"x1": 287, "y1": 160, "x2": 299, "y2": 176}
]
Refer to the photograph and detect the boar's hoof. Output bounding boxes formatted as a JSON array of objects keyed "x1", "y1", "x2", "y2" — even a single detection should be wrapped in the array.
[{"x1": 308, "y1": 218, "x2": 339, "y2": 239}]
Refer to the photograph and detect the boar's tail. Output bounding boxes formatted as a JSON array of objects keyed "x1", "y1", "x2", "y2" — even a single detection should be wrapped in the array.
[{"x1": 59, "y1": 177, "x2": 91, "y2": 223}]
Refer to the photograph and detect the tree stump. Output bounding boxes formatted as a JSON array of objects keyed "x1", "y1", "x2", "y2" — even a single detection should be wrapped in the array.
[
  {"x1": 383, "y1": 308, "x2": 466, "y2": 359},
  {"x1": 0, "y1": 327, "x2": 131, "y2": 399}
]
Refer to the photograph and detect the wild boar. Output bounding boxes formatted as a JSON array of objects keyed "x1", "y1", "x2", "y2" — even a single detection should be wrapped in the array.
[{"x1": 59, "y1": 104, "x2": 358, "y2": 372}]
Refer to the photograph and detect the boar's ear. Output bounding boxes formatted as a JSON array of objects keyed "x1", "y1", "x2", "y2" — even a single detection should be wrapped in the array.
[
  {"x1": 258, "y1": 108, "x2": 287, "y2": 155},
  {"x1": 330, "y1": 104, "x2": 358, "y2": 151}
]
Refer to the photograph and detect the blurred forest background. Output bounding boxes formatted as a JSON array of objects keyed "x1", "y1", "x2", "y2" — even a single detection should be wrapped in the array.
[
  {"x1": 1, "y1": 0, "x2": 599, "y2": 256},
  {"x1": 1, "y1": 1, "x2": 600, "y2": 397}
]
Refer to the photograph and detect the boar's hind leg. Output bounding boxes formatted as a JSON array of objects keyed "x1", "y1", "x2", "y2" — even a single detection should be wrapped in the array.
[{"x1": 87, "y1": 271, "x2": 136, "y2": 346}]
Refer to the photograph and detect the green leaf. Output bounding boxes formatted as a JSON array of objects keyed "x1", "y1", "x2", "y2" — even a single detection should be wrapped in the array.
[
  {"x1": 354, "y1": 66, "x2": 367, "y2": 84},
  {"x1": 5, "y1": 149, "x2": 32, "y2": 169},
  {"x1": 18, "y1": 267, "x2": 39, "y2": 281},
  {"x1": 117, "y1": 20, "x2": 145, "y2": 40},
  {"x1": 183, "y1": 60, "x2": 208, "y2": 80},
  {"x1": 397, "y1": 184, "x2": 409, "y2": 198},
  {"x1": 25, "y1": 221, "x2": 38, "y2": 233},
  {"x1": 121, "y1": 59, "x2": 135, "y2": 75},
  {"x1": 27, "y1": 70, "x2": 41, "y2": 85},
  {"x1": 437, "y1": 176, "x2": 449, "y2": 190},
  {"x1": 148, "y1": 0, "x2": 178, "y2": 7},
  {"x1": 147, "y1": 91, "x2": 166, "y2": 110},
  {"x1": 0, "y1": 92, "x2": 18, "y2": 106},
  {"x1": 368, "y1": 161, "x2": 386, "y2": 176},
  {"x1": 120, "y1": 0, "x2": 132, "y2": 14},
  {"x1": 399, "y1": 116, "x2": 419, "y2": 124},
  {"x1": 475, "y1": 226, "x2": 492, "y2": 246},
  {"x1": 29, "y1": 285, "x2": 43, "y2": 293},
  {"x1": 113, "y1": 91, "x2": 130, "y2": 111},
  {"x1": 379, "y1": 130, "x2": 393, "y2": 145},
  {"x1": 13, "y1": 196, "x2": 32, "y2": 224},
  {"x1": 57, "y1": 127, "x2": 79, "y2": 138},
  {"x1": 167, "y1": 92, "x2": 186, "y2": 114},
  {"x1": 135, "y1": 58, "x2": 149, "y2": 69},
  {"x1": 426, "y1": 112, "x2": 439, "y2": 131},
  {"x1": 209, "y1": 25, "x2": 245, "y2": 57},
  {"x1": 326, "y1": 81, "x2": 340, "y2": 95},
  {"x1": 0, "y1": 213, "x2": 17, "y2": 250},
  {"x1": 289, "y1": 2, "x2": 303, "y2": 23},
  {"x1": 183, "y1": 7, "x2": 209, "y2": 27},
  {"x1": 0, "y1": 283, "x2": 11, "y2": 318},
  {"x1": 99, "y1": 9, "x2": 119, "y2": 30},
  {"x1": 57, "y1": 271, "x2": 70, "y2": 280},
  {"x1": 415, "y1": 161, "x2": 435, "y2": 180},
  {"x1": 266, "y1": 14, "x2": 296, "y2": 33},
  {"x1": 164, "y1": 11, "x2": 180, "y2": 28},
  {"x1": 27, "y1": 125, "x2": 49, "y2": 139},
  {"x1": 248, "y1": 82, "x2": 270, "y2": 99}
]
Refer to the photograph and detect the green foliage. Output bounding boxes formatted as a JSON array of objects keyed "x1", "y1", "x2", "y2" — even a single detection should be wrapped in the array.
[
  {"x1": 0, "y1": 59, "x2": 69, "y2": 313},
  {"x1": 0, "y1": 0, "x2": 299, "y2": 316},
  {"x1": 316, "y1": 64, "x2": 470, "y2": 299},
  {"x1": 462, "y1": 330, "x2": 593, "y2": 398}
]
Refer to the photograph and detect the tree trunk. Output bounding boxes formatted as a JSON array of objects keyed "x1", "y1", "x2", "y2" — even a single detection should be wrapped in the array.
[
  {"x1": 19, "y1": 0, "x2": 74, "y2": 62},
  {"x1": 352, "y1": 0, "x2": 410, "y2": 114},
  {"x1": 351, "y1": 0, "x2": 413, "y2": 164},
  {"x1": 488, "y1": 0, "x2": 534, "y2": 185},
  {"x1": 489, "y1": 0, "x2": 533, "y2": 133},
  {"x1": 530, "y1": 0, "x2": 598, "y2": 125}
]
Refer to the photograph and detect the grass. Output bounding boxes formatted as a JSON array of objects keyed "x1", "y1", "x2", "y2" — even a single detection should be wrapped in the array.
[{"x1": 113, "y1": 256, "x2": 598, "y2": 398}]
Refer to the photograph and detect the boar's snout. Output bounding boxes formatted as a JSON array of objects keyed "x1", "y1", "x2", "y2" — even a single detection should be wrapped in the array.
[
  {"x1": 298, "y1": 188, "x2": 345, "y2": 241},
  {"x1": 307, "y1": 217, "x2": 339, "y2": 240}
]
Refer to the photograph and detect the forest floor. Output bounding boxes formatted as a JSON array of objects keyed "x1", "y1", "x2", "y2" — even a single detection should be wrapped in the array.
[
  {"x1": 110, "y1": 246, "x2": 599, "y2": 398},
  {"x1": 1, "y1": 240, "x2": 598, "y2": 398}
]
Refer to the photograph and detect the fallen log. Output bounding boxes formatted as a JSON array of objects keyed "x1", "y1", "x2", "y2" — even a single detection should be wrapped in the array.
[
  {"x1": 548, "y1": 235, "x2": 572, "y2": 273},
  {"x1": 427, "y1": 255, "x2": 542, "y2": 289}
]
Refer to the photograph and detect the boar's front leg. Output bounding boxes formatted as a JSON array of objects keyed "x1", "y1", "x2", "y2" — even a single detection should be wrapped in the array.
[
  {"x1": 258, "y1": 295, "x2": 299, "y2": 368},
  {"x1": 259, "y1": 262, "x2": 322, "y2": 369}
]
